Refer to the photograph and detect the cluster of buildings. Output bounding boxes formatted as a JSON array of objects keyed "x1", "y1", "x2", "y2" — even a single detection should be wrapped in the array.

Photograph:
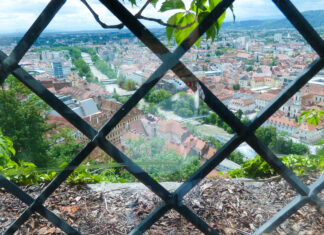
[{"x1": 1, "y1": 28, "x2": 323, "y2": 172}]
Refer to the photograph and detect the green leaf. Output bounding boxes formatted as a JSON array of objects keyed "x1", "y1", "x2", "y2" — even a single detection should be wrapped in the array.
[
  {"x1": 127, "y1": 0, "x2": 137, "y2": 6},
  {"x1": 208, "y1": 0, "x2": 221, "y2": 10},
  {"x1": 160, "y1": 0, "x2": 186, "y2": 12},
  {"x1": 197, "y1": 8, "x2": 225, "y2": 43},
  {"x1": 198, "y1": 12, "x2": 214, "y2": 39},
  {"x1": 194, "y1": 36, "x2": 203, "y2": 47},
  {"x1": 59, "y1": 162, "x2": 69, "y2": 168},
  {"x1": 174, "y1": 13, "x2": 198, "y2": 45},
  {"x1": 299, "y1": 109, "x2": 324, "y2": 126},
  {"x1": 190, "y1": 0, "x2": 207, "y2": 13},
  {"x1": 229, "y1": 4, "x2": 236, "y2": 21},
  {"x1": 150, "y1": 0, "x2": 159, "y2": 7},
  {"x1": 166, "y1": 12, "x2": 184, "y2": 43},
  {"x1": 315, "y1": 139, "x2": 324, "y2": 145}
]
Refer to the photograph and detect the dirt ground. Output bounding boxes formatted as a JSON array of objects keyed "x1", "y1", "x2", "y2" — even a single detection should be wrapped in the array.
[{"x1": 0, "y1": 175, "x2": 323, "y2": 235}]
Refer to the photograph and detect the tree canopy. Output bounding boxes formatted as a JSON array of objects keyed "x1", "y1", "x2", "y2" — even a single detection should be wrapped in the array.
[{"x1": 0, "y1": 76, "x2": 52, "y2": 167}]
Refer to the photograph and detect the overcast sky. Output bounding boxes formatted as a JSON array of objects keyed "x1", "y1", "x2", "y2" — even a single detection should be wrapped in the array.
[{"x1": 1, "y1": 0, "x2": 324, "y2": 34}]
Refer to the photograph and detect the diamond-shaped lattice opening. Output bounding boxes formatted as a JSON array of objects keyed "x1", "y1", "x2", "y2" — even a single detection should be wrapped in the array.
[
  {"x1": 110, "y1": 105, "x2": 202, "y2": 182},
  {"x1": 256, "y1": 81, "x2": 323, "y2": 185}
]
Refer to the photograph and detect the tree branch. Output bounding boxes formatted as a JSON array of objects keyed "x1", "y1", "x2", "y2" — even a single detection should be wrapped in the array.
[
  {"x1": 80, "y1": 0, "x2": 123, "y2": 29},
  {"x1": 138, "y1": 15, "x2": 197, "y2": 29},
  {"x1": 81, "y1": 0, "x2": 197, "y2": 30},
  {"x1": 135, "y1": 0, "x2": 152, "y2": 17}
]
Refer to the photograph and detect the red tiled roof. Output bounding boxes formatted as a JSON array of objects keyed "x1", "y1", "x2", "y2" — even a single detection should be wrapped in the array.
[
  {"x1": 230, "y1": 98, "x2": 255, "y2": 106},
  {"x1": 268, "y1": 115, "x2": 298, "y2": 128},
  {"x1": 165, "y1": 141, "x2": 191, "y2": 156},
  {"x1": 158, "y1": 119, "x2": 188, "y2": 138},
  {"x1": 255, "y1": 93, "x2": 276, "y2": 101},
  {"x1": 46, "y1": 115, "x2": 74, "y2": 129}
]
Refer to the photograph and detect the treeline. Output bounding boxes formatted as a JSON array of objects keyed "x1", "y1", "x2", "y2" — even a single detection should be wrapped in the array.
[
  {"x1": 32, "y1": 46, "x2": 95, "y2": 82},
  {"x1": 203, "y1": 109, "x2": 309, "y2": 156},
  {"x1": 41, "y1": 46, "x2": 94, "y2": 81},
  {"x1": 204, "y1": 110, "x2": 248, "y2": 134},
  {"x1": 215, "y1": 46, "x2": 233, "y2": 56},
  {"x1": 255, "y1": 126, "x2": 309, "y2": 155},
  {"x1": 81, "y1": 47, "x2": 138, "y2": 91},
  {"x1": 69, "y1": 47, "x2": 93, "y2": 81},
  {"x1": 80, "y1": 47, "x2": 117, "y2": 79}
]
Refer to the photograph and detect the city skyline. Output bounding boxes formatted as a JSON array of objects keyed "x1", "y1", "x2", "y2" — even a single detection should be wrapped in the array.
[{"x1": 1, "y1": 0, "x2": 324, "y2": 34}]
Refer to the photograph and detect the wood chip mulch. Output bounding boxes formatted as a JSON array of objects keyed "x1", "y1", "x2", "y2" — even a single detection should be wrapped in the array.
[{"x1": 0, "y1": 175, "x2": 323, "y2": 235}]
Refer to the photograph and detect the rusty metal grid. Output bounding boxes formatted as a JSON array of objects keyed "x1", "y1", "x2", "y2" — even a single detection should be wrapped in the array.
[{"x1": 0, "y1": 0, "x2": 323, "y2": 234}]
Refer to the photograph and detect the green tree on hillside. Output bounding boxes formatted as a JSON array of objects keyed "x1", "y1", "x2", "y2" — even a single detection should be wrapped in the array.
[
  {"x1": 0, "y1": 76, "x2": 52, "y2": 167},
  {"x1": 255, "y1": 126, "x2": 277, "y2": 150},
  {"x1": 47, "y1": 128, "x2": 83, "y2": 166},
  {"x1": 146, "y1": 89, "x2": 172, "y2": 104},
  {"x1": 0, "y1": 129, "x2": 15, "y2": 161},
  {"x1": 233, "y1": 83, "x2": 240, "y2": 90},
  {"x1": 246, "y1": 66, "x2": 253, "y2": 72}
]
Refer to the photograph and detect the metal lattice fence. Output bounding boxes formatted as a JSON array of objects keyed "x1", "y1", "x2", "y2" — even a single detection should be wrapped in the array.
[{"x1": 0, "y1": 0, "x2": 323, "y2": 234}]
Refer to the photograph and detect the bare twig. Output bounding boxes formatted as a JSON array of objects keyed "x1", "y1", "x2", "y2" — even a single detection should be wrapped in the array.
[
  {"x1": 135, "y1": 0, "x2": 152, "y2": 17},
  {"x1": 104, "y1": 197, "x2": 109, "y2": 212},
  {"x1": 81, "y1": 0, "x2": 197, "y2": 30},
  {"x1": 238, "y1": 175, "x2": 281, "y2": 182},
  {"x1": 228, "y1": 200, "x2": 240, "y2": 215},
  {"x1": 80, "y1": 0, "x2": 123, "y2": 29},
  {"x1": 236, "y1": 229, "x2": 252, "y2": 235}
]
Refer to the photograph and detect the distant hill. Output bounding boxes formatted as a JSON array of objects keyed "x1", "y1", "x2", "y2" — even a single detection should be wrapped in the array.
[{"x1": 222, "y1": 10, "x2": 324, "y2": 30}]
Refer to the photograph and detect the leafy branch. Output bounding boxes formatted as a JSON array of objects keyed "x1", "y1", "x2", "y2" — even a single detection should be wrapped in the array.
[
  {"x1": 80, "y1": 0, "x2": 197, "y2": 29},
  {"x1": 299, "y1": 109, "x2": 324, "y2": 145},
  {"x1": 80, "y1": 0, "x2": 234, "y2": 46},
  {"x1": 299, "y1": 109, "x2": 324, "y2": 126}
]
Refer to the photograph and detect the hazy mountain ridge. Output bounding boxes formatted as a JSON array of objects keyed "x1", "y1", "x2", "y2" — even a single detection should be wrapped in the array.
[{"x1": 222, "y1": 10, "x2": 324, "y2": 30}]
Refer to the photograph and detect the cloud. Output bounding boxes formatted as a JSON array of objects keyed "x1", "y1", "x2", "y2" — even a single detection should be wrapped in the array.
[
  {"x1": 229, "y1": 0, "x2": 324, "y2": 21},
  {"x1": 0, "y1": 0, "x2": 323, "y2": 34}
]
